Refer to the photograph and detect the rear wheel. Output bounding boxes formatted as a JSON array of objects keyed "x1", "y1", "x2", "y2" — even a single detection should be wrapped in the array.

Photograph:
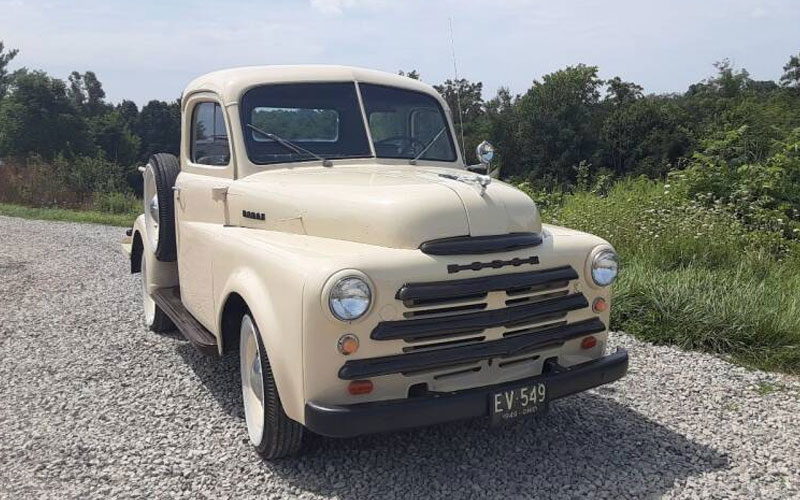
[
  {"x1": 239, "y1": 313, "x2": 304, "y2": 458},
  {"x1": 140, "y1": 253, "x2": 174, "y2": 332}
]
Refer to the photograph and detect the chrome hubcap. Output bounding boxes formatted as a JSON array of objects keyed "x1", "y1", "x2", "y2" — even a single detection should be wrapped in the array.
[{"x1": 240, "y1": 315, "x2": 265, "y2": 445}]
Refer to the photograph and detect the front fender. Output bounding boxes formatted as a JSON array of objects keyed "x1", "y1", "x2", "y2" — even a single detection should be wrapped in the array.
[{"x1": 212, "y1": 229, "x2": 314, "y2": 424}]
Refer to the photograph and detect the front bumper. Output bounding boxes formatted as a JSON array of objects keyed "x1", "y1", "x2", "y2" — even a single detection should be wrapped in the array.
[{"x1": 305, "y1": 348, "x2": 628, "y2": 438}]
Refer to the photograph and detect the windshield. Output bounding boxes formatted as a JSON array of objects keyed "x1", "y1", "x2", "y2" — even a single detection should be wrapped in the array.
[
  {"x1": 241, "y1": 82, "x2": 372, "y2": 165},
  {"x1": 360, "y1": 83, "x2": 457, "y2": 162},
  {"x1": 240, "y1": 82, "x2": 457, "y2": 165}
]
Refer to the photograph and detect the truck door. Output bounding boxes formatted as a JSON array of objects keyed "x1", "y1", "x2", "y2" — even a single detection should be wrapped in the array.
[{"x1": 174, "y1": 94, "x2": 234, "y2": 333}]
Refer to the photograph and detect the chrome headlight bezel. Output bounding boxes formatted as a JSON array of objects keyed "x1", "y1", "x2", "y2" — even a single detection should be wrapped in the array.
[
  {"x1": 327, "y1": 275, "x2": 373, "y2": 322},
  {"x1": 590, "y1": 248, "x2": 620, "y2": 287}
]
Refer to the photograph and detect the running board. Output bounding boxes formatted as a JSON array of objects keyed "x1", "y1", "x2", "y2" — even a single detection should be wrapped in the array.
[{"x1": 152, "y1": 287, "x2": 219, "y2": 356}]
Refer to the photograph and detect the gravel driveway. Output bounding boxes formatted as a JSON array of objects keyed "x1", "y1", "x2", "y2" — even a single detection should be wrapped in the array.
[{"x1": 1, "y1": 215, "x2": 799, "y2": 499}]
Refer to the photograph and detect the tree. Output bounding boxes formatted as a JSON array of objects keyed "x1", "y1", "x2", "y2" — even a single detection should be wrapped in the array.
[
  {"x1": 434, "y1": 78, "x2": 485, "y2": 158},
  {"x1": 67, "y1": 70, "x2": 109, "y2": 116},
  {"x1": 398, "y1": 69, "x2": 420, "y2": 80},
  {"x1": 513, "y1": 64, "x2": 604, "y2": 183},
  {"x1": 0, "y1": 41, "x2": 19, "y2": 100},
  {"x1": 117, "y1": 99, "x2": 139, "y2": 128},
  {"x1": 688, "y1": 59, "x2": 751, "y2": 98},
  {"x1": 434, "y1": 78, "x2": 484, "y2": 125},
  {"x1": 605, "y1": 77, "x2": 643, "y2": 105},
  {"x1": 484, "y1": 87, "x2": 521, "y2": 175},
  {"x1": 90, "y1": 110, "x2": 141, "y2": 165},
  {"x1": 780, "y1": 52, "x2": 800, "y2": 88},
  {"x1": 0, "y1": 69, "x2": 91, "y2": 158},
  {"x1": 601, "y1": 98, "x2": 691, "y2": 176},
  {"x1": 135, "y1": 99, "x2": 181, "y2": 160},
  {"x1": 67, "y1": 71, "x2": 85, "y2": 109}
]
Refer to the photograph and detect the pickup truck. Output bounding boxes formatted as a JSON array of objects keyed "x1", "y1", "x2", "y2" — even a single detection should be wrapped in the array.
[{"x1": 122, "y1": 65, "x2": 628, "y2": 459}]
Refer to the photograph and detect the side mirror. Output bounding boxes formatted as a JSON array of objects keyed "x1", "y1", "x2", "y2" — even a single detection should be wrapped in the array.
[
  {"x1": 476, "y1": 140, "x2": 494, "y2": 165},
  {"x1": 470, "y1": 140, "x2": 500, "y2": 178}
]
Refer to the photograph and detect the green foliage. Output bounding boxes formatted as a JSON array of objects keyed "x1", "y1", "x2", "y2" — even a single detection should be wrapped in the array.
[
  {"x1": 513, "y1": 64, "x2": 604, "y2": 182},
  {"x1": 780, "y1": 52, "x2": 800, "y2": 88},
  {"x1": 0, "y1": 40, "x2": 19, "y2": 99},
  {"x1": 434, "y1": 78, "x2": 485, "y2": 161},
  {"x1": 398, "y1": 69, "x2": 420, "y2": 80},
  {"x1": 602, "y1": 97, "x2": 691, "y2": 177},
  {"x1": 0, "y1": 69, "x2": 92, "y2": 158},
  {"x1": 93, "y1": 191, "x2": 140, "y2": 215},
  {"x1": 135, "y1": 99, "x2": 181, "y2": 160},
  {"x1": 605, "y1": 77, "x2": 643, "y2": 105},
  {"x1": 0, "y1": 155, "x2": 131, "y2": 209},
  {"x1": 682, "y1": 126, "x2": 800, "y2": 240},
  {"x1": 89, "y1": 110, "x2": 141, "y2": 165},
  {"x1": 68, "y1": 71, "x2": 109, "y2": 117},
  {"x1": 531, "y1": 178, "x2": 800, "y2": 373}
]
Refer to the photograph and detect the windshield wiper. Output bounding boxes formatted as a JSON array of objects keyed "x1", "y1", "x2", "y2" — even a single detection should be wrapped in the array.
[
  {"x1": 246, "y1": 123, "x2": 333, "y2": 167},
  {"x1": 409, "y1": 127, "x2": 446, "y2": 165}
]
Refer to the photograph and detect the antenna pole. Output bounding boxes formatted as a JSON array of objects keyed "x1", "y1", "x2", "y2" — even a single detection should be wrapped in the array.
[{"x1": 448, "y1": 16, "x2": 467, "y2": 161}]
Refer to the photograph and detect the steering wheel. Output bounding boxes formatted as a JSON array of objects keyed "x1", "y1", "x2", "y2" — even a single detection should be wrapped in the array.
[{"x1": 374, "y1": 135, "x2": 427, "y2": 156}]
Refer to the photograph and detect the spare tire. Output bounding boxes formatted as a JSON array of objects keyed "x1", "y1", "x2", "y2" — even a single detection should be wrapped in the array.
[{"x1": 143, "y1": 153, "x2": 180, "y2": 262}]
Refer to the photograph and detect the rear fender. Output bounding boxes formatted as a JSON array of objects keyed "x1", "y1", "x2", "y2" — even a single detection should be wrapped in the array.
[{"x1": 132, "y1": 214, "x2": 179, "y2": 293}]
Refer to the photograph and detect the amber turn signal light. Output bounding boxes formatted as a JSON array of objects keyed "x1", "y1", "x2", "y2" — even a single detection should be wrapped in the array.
[
  {"x1": 581, "y1": 336, "x2": 598, "y2": 350},
  {"x1": 348, "y1": 380, "x2": 373, "y2": 395},
  {"x1": 592, "y1": 297, "x2": 608, "y2": 313},
  {"x1": 337, "y1": 334, "x2": 359, "y2": 355}
]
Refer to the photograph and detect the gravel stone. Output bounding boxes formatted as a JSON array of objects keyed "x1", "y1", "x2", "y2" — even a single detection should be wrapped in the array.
[{"x1": 1, "y1": 215, "x2": 799, "y2": 499}]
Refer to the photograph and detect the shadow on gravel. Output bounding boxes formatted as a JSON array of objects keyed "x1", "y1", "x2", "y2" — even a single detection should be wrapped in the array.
[{"x1": 179, "y1": 345, "x2": 728, "y2": 499}]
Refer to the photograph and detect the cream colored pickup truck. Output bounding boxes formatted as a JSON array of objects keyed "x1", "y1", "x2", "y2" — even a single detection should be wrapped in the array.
[{"x1": 122, "y1": 65, "x2": 627, "y2": 459}]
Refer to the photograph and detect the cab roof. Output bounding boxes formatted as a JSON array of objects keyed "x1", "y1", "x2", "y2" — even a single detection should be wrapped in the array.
[{"x1": 182, "y1": 65, "x2": 442, "y2": 108}]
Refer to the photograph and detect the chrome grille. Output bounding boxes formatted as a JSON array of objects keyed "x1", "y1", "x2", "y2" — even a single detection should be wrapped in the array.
[{"x1": 338, "y1": 266, "x2": 603, "y2": 381}]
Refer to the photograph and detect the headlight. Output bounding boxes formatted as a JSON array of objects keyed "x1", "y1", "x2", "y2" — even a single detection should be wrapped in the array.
[
  {"x1": 591, "y1": 249, "x2": 619, "y2": 286},
  {"x1": 329, "y1": 276, "x2": 372, "y2": 321}
]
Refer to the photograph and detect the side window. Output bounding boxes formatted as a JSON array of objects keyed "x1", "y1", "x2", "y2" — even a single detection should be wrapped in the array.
[{"x1": 191, "y1": 102, "x2": 230, "y2": 166}]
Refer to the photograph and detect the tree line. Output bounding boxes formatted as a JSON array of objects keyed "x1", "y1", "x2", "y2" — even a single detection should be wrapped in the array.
[
  {"x1": 0, "y1": 40, "x2": 799, "y2": 207},
  {"x1": 423, "y1": 55, "x2": 800, "y2": 187}
]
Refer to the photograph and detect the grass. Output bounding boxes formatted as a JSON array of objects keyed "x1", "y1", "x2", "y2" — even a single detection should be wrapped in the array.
[
  {"x1": 0, "y1": 203, "x2": 138, "y2": 227},
  {"x1": 522, "y1": 177, "x2": 800, "y2": 375}
]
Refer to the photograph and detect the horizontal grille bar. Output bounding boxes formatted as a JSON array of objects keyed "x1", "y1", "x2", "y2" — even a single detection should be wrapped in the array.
[
  {"x1": 372, "y1": 293, "x2": 589, "y2": 342},
  {"x1": 419, "y1": 232, "x2": 543, "y2": 255},
  {"x1": 340, "y1": 318, "x2": 606, "y2": 380},
  {"x1": 397, "y1": 266, "x2": 578, "y2": 302}
]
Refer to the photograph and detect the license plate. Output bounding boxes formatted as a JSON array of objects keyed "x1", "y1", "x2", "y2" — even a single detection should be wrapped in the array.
[{"x1": 490, "y1": 382, "x2": 548, "y2": 425}]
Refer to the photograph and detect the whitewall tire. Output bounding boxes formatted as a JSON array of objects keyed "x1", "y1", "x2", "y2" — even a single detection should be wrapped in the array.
[{"x1": 239, "y1": 313, "x2": 303, "y2": 458}]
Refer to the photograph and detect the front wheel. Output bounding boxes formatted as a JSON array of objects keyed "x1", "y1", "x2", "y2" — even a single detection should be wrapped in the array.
[{"x1": 239, "y1": 313, "x2": 304, "y2": 458}]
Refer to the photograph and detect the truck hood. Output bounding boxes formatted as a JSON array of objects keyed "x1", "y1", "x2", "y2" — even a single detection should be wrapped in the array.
[{"x1": 227, "y1": 164, "x2": 541, "y2": 250}]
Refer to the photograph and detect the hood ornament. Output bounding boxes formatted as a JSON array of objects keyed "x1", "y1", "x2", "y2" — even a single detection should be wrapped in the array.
[{"x1": 438, "y1": 173, "x2": 492, "y2": 196}]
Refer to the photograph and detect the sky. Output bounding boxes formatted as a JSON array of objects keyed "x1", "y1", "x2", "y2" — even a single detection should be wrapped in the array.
[{"x1": 1, "y1": 0, "x2": 799, "y2": 106}]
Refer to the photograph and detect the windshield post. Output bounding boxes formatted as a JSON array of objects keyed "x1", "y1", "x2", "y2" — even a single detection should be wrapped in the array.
[{"x1": 354, "y1": 81, "x2": 377, "y2": 159}]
